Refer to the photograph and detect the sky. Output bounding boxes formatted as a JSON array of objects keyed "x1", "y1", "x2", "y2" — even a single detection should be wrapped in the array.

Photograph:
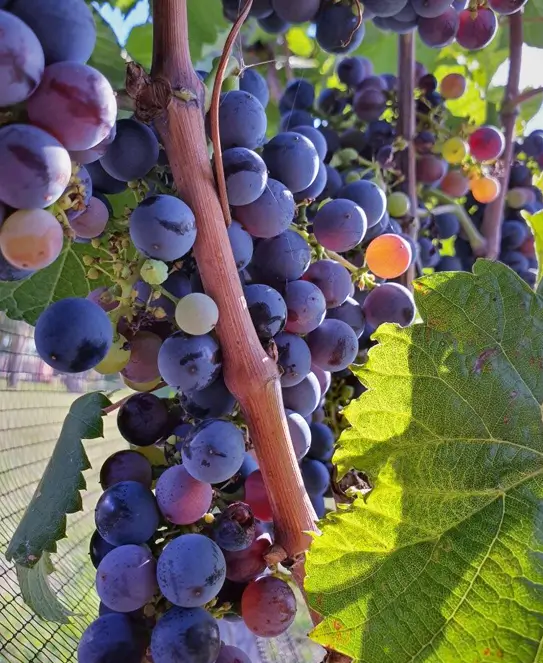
[{"x1": 98, "y1": 1, "x2": 543, "y2": 132}]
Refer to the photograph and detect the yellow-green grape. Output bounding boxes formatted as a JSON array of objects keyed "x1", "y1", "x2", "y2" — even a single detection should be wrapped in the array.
[
  {"x1": 95, "y1": 335, "x2": 130, "y2": 374},
  {"x1": 387, "y1": 191, "x2": 411, "y2": 218},
  {"x1": 140, "y1": 259, "x2": 169, "y2": 285},
  {"x1": 175, "y1": 293, "x2": 219, "y2": 335},
  {"x1": 122, "y1": 375, "x2": 162, "y2": 392},
  {"x1": 441, "y1": 137, "x2": 469, "y2": 165},
  {"x1": 506, "y1": 187, "x2": 531, "y2": 210}
]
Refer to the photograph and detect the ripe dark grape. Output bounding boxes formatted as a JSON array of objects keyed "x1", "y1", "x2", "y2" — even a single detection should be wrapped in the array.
[
  {"x1": 339, "y1": 180, "x2": 387, "y2": 228},
  {"x1": 130, "y1": 195, "x2": 197, "y2": 261},
  {"x1": 262, "y1": 132, "x2": 319, "y2": 193},
  {"x1": 96, "y1": 544, "x2": 157, "y2": 613},
  {"x1": 86, "y1": 160, "x2": 127, "y2": 194},
  {"x1": 434, "y1": 212, "x2": 460, "y2": 239},
  {"x1": 301, "y1": 458, "x2": 330, "y2": 495},
  {"x1": 156, "y1": 465, "x2": 212, "y2": 525},
  {"x1": 312, "y1": 199, "x2": 367, "y2": 252},
  {"x1": 180, "y1": 376, "x2": 236, "y2": 419},
  {"x1": 100, "y1": 118, "x2": 159, "y2": 181},
  {"x1": 100, "y1": 450, "x2": 152, "y2": 490},
  {"x1": 315, "y1": 3, "x2": 366, "y2": 54},
  {"x1": 295, "y1": 160, "x2": 328, "y2": 202},
  {"x1": 271, "y1": 0, "x2": 320, "y2": 23},
  {"x1": 337, "y1": 56, "x2": 372, "y2": 87},
  {"x1": 213, "y1": 502, "x2": 256, "y2": 552},
  {"x1": 308, "y1": 422, "x2": 335, "y2": 462},
  {"x1": 244, "y1": 283, "x2": 287, "y2": 339},
  {"x1": 241, "y1": 576, "x2": 296, "y2": 637},
  {"x1": 95, "y1": 480, "x2": 160, "y2": 546},
  {"x1": 157, "y1": 533, "x2": 226, "y2": 607},
  {"x1": 488, "y1": 0, "x2": 527, "y2": 14},
  {"x1": 280, "y1": 78, "x2": 315, "y2": 111},
  {"x1": 227, "y1": 221, "x2": 254, "y2": 271},
  {"x1": 239, "y1": 68, "x2": 269, "y2": 107},
  {"x1": 214, "y1": 90, "x2": 267, "y2": 150},
  {"x1": 279, "y1": 109, "x2": 314, "y2": 131},
  {"x1": 362, "y1": 282, "x2": 416, "y2": 328},
  {"x1": 234, "y1": 178, "x2": 295, "y2": 238},
  {"x1": 317, "y1": 88, "x2": 348, "y2": 116},
  {"x1": 282, "y1": 372, "x2": 321, "y2": 417},
  {"x1": 412, "y1": 0, "x2": 453, "y2": 17},
  {"x1": 158, "y1": 331, "x2": 221, "y2": 391},
  {"x1": 418, "y1": 237, "x2": 440, "y2": 268},
  {"x1": 182, "y1": 419, "x2": 245, "y2": 483},
  {"x1": 457, "y1": 8, "x2": 498, "y2": 50},
  {"x1": 253, "y1": 230, "x2": 311, "y2": 282},
  {"x1": 243, "y1": 470, "x2": 273, "y2": 522},
  {"x1": 321, "y1": 165, "x2": 343, "y2": 199},
  {"x1": 222, "y1": 147, "x2": 268, "y2": 206},
  {"x1": 150, "y1": 607, "x2": 221, "y2": 663},
  {"x1": 307, "y1": 319, "x2": 359, "y2": 372},
  {"x1": 327, "y1": 297, "x2": 365, "y2": 338},
  {"x1": 286, "y1": 408, "x2": 311, "y2": 460},
  {"x1": 78, "y1": 613, "x2": 143, "y2": 663},
  {"x1": 89, "y1": 530, "x2": 116, "y2": 569},
  {"x1": 302, "y1": 260, "x2": 352, "y2": 309},
  {"x1": 418, "y1": 8, "x2": 459, "y2": 48},
  {"x1": 292, "y1": 125, "x2": 328, "y2": 161},
  {"x1": 353, "y1": 87, "x2": 387, "y2": 122},
  {"x1": 258, "y1": 10, "x2": 290, "y2": 34},
  {"x1": 70, "y1": 197, "x2": 109, "y2": 239},
  {"x1": 283, "y1": 279, "x2": 326, "y2": 335},
  {"x1": 274, "y1": 331, "x2": 312, "y2": 387},
  {"x1": 121, "y1": 331, "x2": 162, "y2": 383},
  {"x1": 117, "y1": 393, "x2": 170, "y2": 446},
  {"x1": 216, "y1": 645, "x2": 252, "y2": 663},
  {"x1": 416, "y1": 154, "x2": 448, "y2": 185}
]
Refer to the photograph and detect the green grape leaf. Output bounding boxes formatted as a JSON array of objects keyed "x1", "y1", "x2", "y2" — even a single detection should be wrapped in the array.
[
  {"x1": 89, "y1": 8, "x2": 127, "y2": 90},
  {"x1": 6, "y1": 392, "x2": 111, "y2": 568},
  {"x1": 0, "y1": 242, "x2": 111, "y2": 327},
  {"x1": 16, "y1": 554, "x2": 71, "y2": 624},
  {"x1": 306, "y1": 260, "x2": 543, "y2": 663},
  {"x1": 523, "y1": 210, "x2": 543, "y2": 294}
]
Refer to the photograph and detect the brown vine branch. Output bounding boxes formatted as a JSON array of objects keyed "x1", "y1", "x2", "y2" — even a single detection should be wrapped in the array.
[
  {"x1": 507, "y1": 86, "x2": 543, "y2": 111},
  {"x1": 210, "y1": 0, "x2": 254, "y2": 227},
  {"x1": 396, "y1": 33, "x2": 419, "y2": 289},
  {"x1": 138, "y1": 0, "x2": 317, "y2": 558},
  {"x1": 480, "y1": 12, "x2": 523, "y2": 260}
]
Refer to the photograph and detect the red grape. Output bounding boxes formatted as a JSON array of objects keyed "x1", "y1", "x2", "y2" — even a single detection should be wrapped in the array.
[
  {"x1": 416, "y1": 155, "x2": 448, "y2": 185},
  {"x1": 418, "y1": 8, "x2": 459, "y2": 48},
  {"x1": 468, "y1": 125, "x2": 505, "y2": 162},
  {"x1": 440, "y1": 170, "x2": 470, "y2": 198},
  {"x1": 440, "y1": 73, "x2": 466, "y2": 100},
  {"x1": 224, "y1": 528, "x2": 272, "y2": 583},
  {"x1": 244, "y1": 470, "x2": 272, "y2": 522},
  {"x1": 241, "y1": 576, "x2": 297, "y2": 637},
  {"x1": 0, "y1": 209, "x2": 63, "y2": 270},
  {"x1": 155, "y1": 464, "x2": 212, "y2": 525},
  {"x1": 69, "y1": 196, "x2": 109, "y2": 239},
  {"x1": 457, "y1": 8, "x2": 498, "y2": 50},
  {"x1": 488, "y1": 0, "x2": 527, "y2": 14},
  {"x1": 121, "y1": 331, "x2": 162, "y2": 383}
]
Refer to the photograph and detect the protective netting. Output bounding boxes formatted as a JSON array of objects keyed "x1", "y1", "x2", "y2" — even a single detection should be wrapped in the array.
[{"x1": 0, "y1": 314, "x2": 323, "y2": 663}]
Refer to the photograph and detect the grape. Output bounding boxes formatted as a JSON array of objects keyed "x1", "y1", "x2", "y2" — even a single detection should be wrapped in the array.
[
  {"x1": 321, "y1": 165, "x2": 343, "y2": 200},
  {"x1": 253, "y1": 230, "x2": 311, "y2": 282},
  {"x1": 306, "y1": 319, "x2": 358, "y2": 372},
  {"x1": 338, "y1": 180, "x2": 387, "y2": 228},
  {"x1": 488, "y1": 0, "x2": 527, "y2": 13},
  {"x1": 86, "y1": 161, "x2": 127, "y2": 195},
  {"x1": 440, "y1": 169, "x2": 470, "y2": 198},
  {"x1": 274, "y1": 331, "x2": 312, "y2": 387},
  {"x1": 216, "y1": 645, "x2": 252, "y2": 663},
  {"x1": 283, "y1": 279, "x2": 326, "y2": 334},
  {"x1": 100, "y1": 118, "x2": 159, "y2": 181},
  {"x1": 387, "y1": 191, "x2": 411, "y2": 218},
  {"x1": 213, "y1": 502, "x2": 255, "y2": 552},
  {"x1": 308, "y1": 423, "x2": 335, "y2": 462},
  {"x1": 224, "y1": 0, "x2": 273, "y2": 19},
  {"x1": 522, "y1": 130, "x2": 543, "y2": 158},
  {"x1": 301, "y1": 458, "x2": 330, "y2": 495},
  {"x1": 311, "y1": 363, "x2": 332, "y2": 396},
  {"x1": 457, "y1": 8, "x2": 497, "y2": 50},
  {"x1": 294, "y1": 160, "x2": 328, "y2": 202},
  {"x1": 214, "y1": 90, "x2": 267, "y2": 150},
  {"x1": 0, "y1": 124, "x2": 71, "y2": 209},
  {"x1": 239, "y1": 68, "x2": 269, "y2": 107},
  {"x1": 337, "y1": 56, "x2": 371, "y2": 87},
  {"x1": 174, "y1": 293, "x2": 219, "y2": 336},
  {"x1": 414, "y1": 130, "x2": 436, "y2": 155},
  {"x1": 156, "y1": 464, "x2": 212, "y2": 525},
  {"x1": 121, "y1": 331, "x2": 162, "y2": 383},
  {"x1": 258, "y1": 10, "x2": 290, "y2": 33},
  {"x1": 311, "y1": 493, "x2": 326, "y2": 518},
  {"x1": 471, "y1": 175, "x2": 500, "y2": 204},
  {"x1": 0, "y1": 209, "x2": 63, "y2": 271},
  {"x1": 327, "y1": 297, "x2": 365, "y2": 338},
  {"x1": 227, "y1": 221, "x2": 254, "y2": 271},
  {"x1": 291, "y1": 125, "x2": 327, "y2": 161},
  {"x1": 416, "y1": 154, "x2": 448, "y2": 185},
  {"x1": 286, "y1": 408, "x2": 311, "y2": 460},
  {"x1": 89, "y1": 530, "x2": 116, "y2": 569},
  {"x1": 317, "y1": 88, "x2": 347, "y2": 116},
  {"x1": 182, "y1": 419, "x2": 245, "y2": 483},
  {"x1": 87, "y1": 286, "x2": 118, "y2": 313},
  {"x1": 362, "y1": 0, "x2": 408, "y2": 16},
  {"x1": 242, "y1": 576, "x2": 296, "y2": 637},
  {"x1": 95, "y1": 480, "x2": 159, "y2": 546},
  {"x1": 100, "y1": 450, "x2": 152, "y2": 490},
  {"x1": 312, "y1": 199, "x2": 367, "y2": 252},
  {"x1": 0, "y1": 10, "x2": 44, "y2": 106},
  {"x1": 117, "y1": 393, "x2": 170, "y2": 447},
  {"x1": 440, "y1": 72, "x2": 466, "y2": 99},
  {"x1": 70, "y1": 197, "x2": 110, "y2": 239},
  {"x1": 224, "y1": 525, "x2": 271, "y2": 581},
  {"x1": 244, "y1": 283, "x2": 287, "y2": 339},
  {"x1": 501, "y1": 220, "x2": 529, "y2": 250},
  {"x1": 158, "y1": 331, "x2": 221, "y2": 391},
  {"x1": 418, "y1": 9, "x2": 459, "y2": 48},
  {"x1": 353, "y1": 88, "x2": 387, "y2": 123},
  {"x1": 468, "y1": 125, "x2": 505, "y2": 162},
  {"x1": 157, "y1": 533, "x2": 226, "y2": 607},
  {"x1": 70, "y1": 126, "x2": 116, "y2": 165},
  {"x1": 151, "y1": 606, "x2": 220, "y2": 663},
  {"x1": 11, "y1": 0, "x2": 96, "y2": 65},
  {"x1": 280, "y1": 79, "x2": 315, "y2": 113},
  {"x1": 362, "y1": 282, "x2": 416, "y2": 328},
  {"x1": 95, "y1": 335, "x2": 130, "y2": 374},
  {"x1": 271, "y1": 0, "x2": 320, "y2": 22},
  {"x1": 35, "y1": 298, "x2": 112, "y2": 372},
  {"x1": 434, "y1": 212, "x2": 460, "y2": 239},
  {"x1": 78, "y1": 613, "x2": 143, "y2": 663},
  {"x1": 316, "y1": 2, "x2": 365, "y2": 53},
  {"x1": 0, "y1": 247, "x2": 34, "y2": 282},
  {"x1": 96, "y1": 544, "x2": 157, "y2": 613},
  {"x1": 130, "y1": 195, "x2": 196, "y2": 261},
  {"x1": 279, "y1": 109, "x2": 314, "y2": 133},
  {"x1": 181, "y1": 376, "x2": 236, "y2": 420},
  {"x1": 243, "y1": 470, "x2": 273, "y2": 522},
  {"x1": 262, "y1": 132, "x2": 319, "y2": 194},
  {"x1": 27, "y1": 62, "x2": 116, "y2": 151},
  {"x1": 163, "y1": 270, "x2": 192, "y2": 299},
  {"x1": 282, "y1": 372, "x2": 321, "y2": 417},
  {"x1": 411, "y1": 0, "x2": 451, "y2": 17},
  {"x1": 302, "y1": 260, "x2": 352, "y2": 309},
  {"x1": 222, "y1": 147, "x2": 268, "y2": 206},
  {"x1": 234, "y1": 178, "x2": 295, "y2": 238},
  {"x1": 436, "y1": 255, "x2": 463, "y2": 272},
  {"x1": 442, "y1": 137, "x2": 469, "y2": 165},
  {"x1": 366, "y1": 233, "x2": 413, "y2": 279}
]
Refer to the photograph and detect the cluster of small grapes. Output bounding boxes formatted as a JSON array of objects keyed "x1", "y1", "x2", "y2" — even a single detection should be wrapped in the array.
[{"x1": 223, "y1": 0, "x2": 528, "y2": 52}]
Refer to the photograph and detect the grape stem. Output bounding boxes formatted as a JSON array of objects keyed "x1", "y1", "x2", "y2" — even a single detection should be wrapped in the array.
[
  {"x1": 323, "y1": 249, "x2": 359, "y2": 274},
  {"x1": 130, "y1": 0, "x2": 317, "y2": 558},
  {"x1": 428, "y1": 195, "x2": 487, "y2": 253},
  {"x1": 396, "y1": 33, "x2": 418, "y2": 290},
  {"x1": 209, "y1": 0, "x2": 253, "y2": 228},
  {"x1": 480, "y1": 11, "x2": 522, "y2": 259},
  {"x1": 507, "y1": 86, "x2": 543, "y2": 112}
]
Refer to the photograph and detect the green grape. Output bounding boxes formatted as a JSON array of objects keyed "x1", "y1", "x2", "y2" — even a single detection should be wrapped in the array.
[
  {"x1": 141, "y1": 259, "x2": 169, "y2": 285},
  {"x1": 95, "y1": 335, "x2": 130, "y2": 374},
  {"x1": 441, "y1": 136, "x2": 469, "y2": 165},
  {"x1": 387, "y1": 191, "x2": 411, "y2": 218},
  {"x1": 175, "y1": 293, "x2": 219, "y2": 335}
]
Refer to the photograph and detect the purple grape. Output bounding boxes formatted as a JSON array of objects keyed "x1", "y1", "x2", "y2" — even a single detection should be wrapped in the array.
[
  {"x1": 180, "y1": 375, "x2": 236, "y2": 420},
  {"x1": 89, "y1": 530, "x2": 116, "y2": 569},
  {"x1": 253, "y1": 230, "x2": 311, "y2": 282},
  {"x1": 301, "y1": 458, "x2": 330, "y2": 495},
  {"x1": 234, "y1": 178, "x2": 295, "y2": 238},
  {"x1": 213, "y1": 502, "x2": 256, "y2": 552},
  {"x1": 280, "y1": 78, "x2": 315, "y2": 111},
  {"x1": 227, "y1": 220, "x2": 254, "y2": 270},
  {"x1": 326, "y1": 296, "x2": 365, "y2": 338},
  {"x1": 244, "y1": 283, "x2": 287, "y2": 339},
  {"x1": 101, "y1": 118, "x2": 159, "y2": 181},
  {"x1": 338, "y1": 180, "x2": 387, "y2": 228},
  {"x1": 222, "y1": 147, "x2": 268, "y2": 206},
  {"x1": 156, "y1": 464, "x2": 212, "y2": 525},
  {"x1": 150, "y1": 607, "x2": 220, "y2": 663},
  {"x1": 158, "y1": 331, "x2": 222, "y2": 391},
  {"x1": 321, "y1": 165, "x2": 343, "y2": 199},
  {"x1": 275, "y1": 331, "x2": 312, "y2": 387},
  {"x1": 86, "y1": 160, "x2": 127, "y2": 194},
  {"x1": 302, "y1": 260, "x2": 352, "y2": 308},
  {"x1": 78, "y1": 614, "x2": 143, "y2": 663},
  {"x1": 272, "y1": 0, "x2": 320, "y2": 23},
  {"x1": 308, "y1": 423, "x2": 335, "y2": 461},
  {"x1": 362, "y1": 282, "x2": 416, "y2": 328},
  {"x1": 418, "y1": 8, "x2": 459, "y2": 48},
  {"x1": 283, "y1": 279, "x2": 326, "y2": 335},
  {"x1": 163, "y1": 270, "x2": 192, "y2": 298},
  {"x1": 312, "y1": 198, "x2": 367, "y2": 252},
  {"x1": 70, "y1": 125, "x2": 116, "y2": 165},
  {"x1": 262, "y1": 132, "x2": 319, "y2": 193},
  {"x1": 306, "y1": 319, "x2": 359, "y2": 372},
  {"x1": 100, "y1": 450, "x2": 152, "y2": 490},
  {"x1": 286, "y1": 408, "x2": 311, "y2": 460},
  {"x1": 337, "y1": 56, "x2": 372, "y2": 87},
  {"x1": 216, "y1": 645, "x2": 252, "y2": 663},
  {"x1": 316, "y1": 3, "x2": 366, "y2": 53},
  {"x1": 412, "y1": 0, "x2": 454, "y2": 17},
  {"x1": 96, "y1": 544, "x2": 157, "y2": 612},
  {"x1": 117, "y1": 393, "x2": 170, "y2": 447},
  {"x1": 291, "y1": 125, "x2": 328, "y2": 161},
  {"x1": 311, "y1": 363, "x2": 331, "y2": 396},
  {"x1": 239, "y1": 68, "x2": 269, "y2": 107},
  {"x1": 213, "y1": 90, "x2": 267, "y2": 150},
  {"x1": 282, "y1": 372, "x2": 321, "y2": 417},
  {"x1": 258, "y1": 10, "x2": 290, "y2": 34}
]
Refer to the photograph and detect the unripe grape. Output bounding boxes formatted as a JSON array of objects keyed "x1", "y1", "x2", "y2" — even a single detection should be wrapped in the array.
[
  {"x1": 471, "y1": 175, "x2": 500, "y2": 203},
  {"x1": 0, "y1": 209, "x2": 63, "y2": 270},
  {"x1": 122, "y1": 375, "x2": 162, "y2": 392},
  {"x1": 387, "y1": 191, "x2": 411, "y2": 218},
  {"x1": 366, "y1": 234, "x2": 412, "y2": 279},
  {"x1": 440, "y1": 73, "x2": 466, "y2": 100},
  {"x1": 175, "y1": 293, "x2": 219, "y2": 335},
  {"x1": 440, "y1": 170, "x2": 470, "y2": 198},
  {"x1": 95, "y1": 336, "x2": 130, "y2": 374},
  {"x1": 441, "y1": 137, "x2": 469, "y2": 165},
  {"x1": 141, "y1": 259, "x2": 169, "y2": 285}
]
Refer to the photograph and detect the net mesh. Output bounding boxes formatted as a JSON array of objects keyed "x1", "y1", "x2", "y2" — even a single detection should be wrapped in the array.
[{"x1": 0, "y1": 314, "x2": 324, "y2": 663}]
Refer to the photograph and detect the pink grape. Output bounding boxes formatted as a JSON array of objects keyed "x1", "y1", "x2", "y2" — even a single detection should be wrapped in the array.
[
  {"x1": 155, "y1": 465, "x2": 212, "y2": 525},
  {"x1": 121, "y1": 331, "x2": 162, "y2": 383},
  {"x1": 0, "y1": 9, "x2": 44, "y2": 106},
  {"x1": 456, "y1": 8, "x2": 498, "y2": 50},
  {"x1": 27, "y1": 61, "x2": 116, "y2": 151},
  {"x1": 69, "y1": 196, "x2": 109, "y2": 239},
  {"x1": 0, "y1": 209, "x2": 63, "y2": 270},
  {"x1": 70, "y1": 125, "x2": 116, "y2": 165},
  {"x1": 0, "y1": 124, "x2": 71, "y2": 209},
  {"x1": 468, "y1": 125, "x2": 505, "y2": 162},
  {"x1": 241, "y1": 576, "x2": 297, "y2": 637},
  {"x1": 488, "y1": 0, "x2": 527, "y2": 14}
]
